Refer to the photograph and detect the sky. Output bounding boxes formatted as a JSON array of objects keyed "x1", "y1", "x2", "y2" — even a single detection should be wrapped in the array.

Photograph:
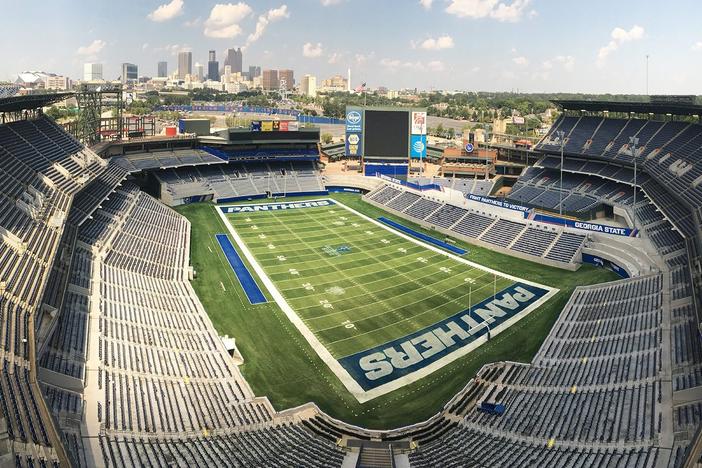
[{"x1": 2, "y1": 0, "x2": 702, "y2": 94}]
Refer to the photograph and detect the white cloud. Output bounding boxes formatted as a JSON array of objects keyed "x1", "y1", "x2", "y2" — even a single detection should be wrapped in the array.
[
  {"x1": 542, "y1": 55, "x2": 575, "y2": 72},
  {"x1": 512, "y1": 56, "x2": 528, "y2": 66},
  {"x1": 418, "y1": 35, "x2": 454, "y2": 50},
  {"x1": 379, "y1": 58, "x2": 443, "y2": 72},
  {"x1": 597, "y1": 25, "x2": 644, "y2": 65},
  {"x1": 154, "y1": 44, "x2": 188, "y2": 55},
  {"x1": 355, "y1": 52, "x2": 375, "y2": 65},
  {"x1": 419, "y1": 0, "x2": 433, "y2": 9},
  {"x1": 246, "y1": 5, "x2": 289, "y2": 46},
  {"x1": 491, "y1": 0, "x2": 530, "y2": 22},
  {"x1": 147, "y1": 0, "x2": 184, "y2": 22},
  {"x1": 142, "y1": 43, "x2": 150, "y2": 50},
  {"x1": 321, "y1": 0, "x2": 342, "y2": 5},
  {"x1": 303, "y1": 42, "x2": 323, "y2": 58},
  {"x1": 611, "y1": 25, "x2": 645, "y2": 42},
  {"x1": 693, "y1": 41, "x2": 702, "y2": 51},
  {"x1": 184, "y1": 17, "x2": 201, "y2": 27},
  {"x1": 446, "y1": 0, "x2": 532, "y2": 22},
  {"x1": 76, "y1": 39, "x2": 106, "y2": 56},
  {"x1": 380, "y1": 58, "x2": 401, "y2": 69},
  {"x1": 328, "y1": 52, "x2": 344, "y2": 64},
  {"x1": 427, "y1": 60, "x2": 445, "y2": 72},
  {"x1": 204, "y1": 3, "x2": 253, "y2": 39},
  {"x1": 554, "y1": 55, "x2": 575, "y2": 71}
]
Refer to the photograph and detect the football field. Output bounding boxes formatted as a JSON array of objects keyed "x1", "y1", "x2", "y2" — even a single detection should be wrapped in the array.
[{"x1": 217, "y1": 199, "x2": 557, "y2": 401}]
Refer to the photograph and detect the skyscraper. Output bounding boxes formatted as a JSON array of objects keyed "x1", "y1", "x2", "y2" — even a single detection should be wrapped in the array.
[
  {"x1": 262, "y1": 69, "x2": 279, "y2": 90},
  {"x1": 248, "y1": 66, "x2": 261, "y2": 79},
  {"x1": 157, "y1": 61, "x2": 168, "y2": 78},
  {"x1": 225, "y1": 48, "x2": 243, "y2": 74},
  {"x1": 121, "y1": 63, "x2": 138, "y2": 84},
  {"x1": 207, "y1": 50, "x2": 219, "y2": 81},
  {"x1": 234, "y1": 48, "x2": 242, "y2": 73},
  {"x1": 301, "y1": 75, "x2": 317, "y2": 97},
  {"x1": 278, "y1": 69, "x2": 294, "y2": 91},
  {"x1": 177, "y1": 51, "x2": 192, "y2": 80},
  {"x1": 83, "y1": 63, "x2": 103, "y2": 81},
  {"x1": 195, "y1": 63, "x2": 204, "y2": 81}
]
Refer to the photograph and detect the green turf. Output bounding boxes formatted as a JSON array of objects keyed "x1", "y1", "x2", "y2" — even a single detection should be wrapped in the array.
[
  {"x1": 227, "y1": 202, "x2": 514, "y2": 358},
  {"x1": 176, "y1": 193, "x2": 619, "y2": 429}
]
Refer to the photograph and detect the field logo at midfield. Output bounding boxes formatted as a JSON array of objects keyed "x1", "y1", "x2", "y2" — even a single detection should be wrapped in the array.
[
  {"x1": 221, "y1": 199, "x2": 335, "y2": 214},
  {"x1": 322, "y1": 245, "x2": 352, "y2": 257},
  {"x1": 339, "y1": 283, "x2": 550, "y2": 392}
]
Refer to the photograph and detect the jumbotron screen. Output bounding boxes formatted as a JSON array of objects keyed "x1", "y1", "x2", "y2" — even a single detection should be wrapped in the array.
[{"x1": 363, "y1": 110, "x2": 409, "y2": 159}]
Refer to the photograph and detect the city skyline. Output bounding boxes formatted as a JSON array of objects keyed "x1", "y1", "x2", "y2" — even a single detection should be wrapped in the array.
[{"x1": 3, "y1": 0, "x2": 702, "y2": 94}]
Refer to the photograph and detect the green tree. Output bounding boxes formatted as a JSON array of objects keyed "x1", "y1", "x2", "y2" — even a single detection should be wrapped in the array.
[{"x1": 46, "y1": 106, "x2": 62, "y2": 120}]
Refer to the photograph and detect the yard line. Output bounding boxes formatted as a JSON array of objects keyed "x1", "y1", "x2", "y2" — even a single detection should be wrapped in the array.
[
  {"x1": 252, "y1": 236, "x2": 433, "y2": 276},
  {"x1": 309, "y1": 273, "x2": 498, "y2": 332},
  {"x1": 320, "y1": 280, "x2": 501, "y2": 347},
  {"x1": 289, "y1": 207, "x2": 436, "y2": 337},
  {"x1": 247, "y1": 207, "x2": 401, "y2": 331},
  {"x1": 293, "y1": 265, "x2": 488, "y2": 314},
  {"x1": 273, "y1": 249, "x2": 454, "y2": 288}
]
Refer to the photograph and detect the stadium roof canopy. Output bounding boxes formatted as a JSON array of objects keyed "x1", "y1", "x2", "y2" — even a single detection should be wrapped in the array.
[
  {"x1": 0, "y1": 92, "x2": 74, "y2": 113},
  {"x1": 552, "y1": 99, "x2": 702, "y2": 117}
]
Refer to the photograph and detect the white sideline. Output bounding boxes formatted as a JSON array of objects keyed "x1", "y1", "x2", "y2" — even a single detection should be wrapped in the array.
[{"x1": 216, "y1": 198, "x2": 559, "y2": 403}]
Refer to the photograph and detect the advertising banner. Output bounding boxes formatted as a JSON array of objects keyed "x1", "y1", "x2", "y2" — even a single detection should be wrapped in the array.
[
  {"x1": 280, "y1": 121, "x2": 289, "y2": 131},
  {"x1": 467, "y1": 194, "x2": 532, "y2": 213},
  {"x1": 345, "y1": 107, "x2": 363, "y2": 133},
  {"x1": 288, "y1": 121, "x2": 299, "y2": 131},
  {"x1": 262, "y1": 121, "x2": 273, "y2": 132},
  {"x1": 345, "y1": 106, "x2": 364, "y2": 157},
  {"x1": 272, "y1": 121, "x2": 280, "y2": 131},
  {"x1": 410, "y1": 134, "x2": 427, "y2": 159},
  {"x1": 250, "y1": 121, "x2": 262, "y2": 132},
  {"x1": 346, "y1": 132, "x2": 363, "y2": 157},
  {"x1": 411, "y1": 111, "x2": 427, "y2": 135},
  {"x1": 530, "y1": 213, "x2": 638, "y2": 237}
]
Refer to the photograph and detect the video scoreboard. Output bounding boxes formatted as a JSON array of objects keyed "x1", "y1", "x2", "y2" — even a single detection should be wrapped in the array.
[{"x1": 345, "y1": 106, "x2": 427, "y2": 178}]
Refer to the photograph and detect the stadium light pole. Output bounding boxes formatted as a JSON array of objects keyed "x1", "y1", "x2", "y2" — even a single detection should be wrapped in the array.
[
  {"x1": 556, "y1": 130, "x2": 565, "y2": 218},
  {"x1": 629, "y1": 136, "x2": 639, "y2": 230}
]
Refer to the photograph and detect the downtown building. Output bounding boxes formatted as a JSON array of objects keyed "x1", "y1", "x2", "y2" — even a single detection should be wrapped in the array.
[
  {"x1": 83, "y1": 63, "x2": 103, "y2": 81},
  {"x1": 157, "y1": 61, "x2": 168, "y2": 78},
  {"x1": 121, "y1": 63, "x2": 138, "y2": 84},
  {"x1": 177, "y1": 51, "x2": 192, "y2": 80},
  {"x1": 207, "y1": 50, "x2": 219, "y2": 81},
  {"x1": 262, "y1": 69, "x2": 279, "y2": 90},
  {"x1": 225, "y1": 48, "x2": 243, "y2": 74}
]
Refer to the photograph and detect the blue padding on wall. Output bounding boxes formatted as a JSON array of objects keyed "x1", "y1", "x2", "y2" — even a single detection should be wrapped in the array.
[
  {"x1": 215, "y1": 234, "x2": 268, "y2": 304},
  {"x1": 377, "y1": 217, "x2": 467, "y2": 255}
]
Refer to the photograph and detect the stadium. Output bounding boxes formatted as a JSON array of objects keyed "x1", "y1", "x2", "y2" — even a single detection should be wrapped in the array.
[{"x1": 0, "y1": 82, "x2": 700, "y2": 468}]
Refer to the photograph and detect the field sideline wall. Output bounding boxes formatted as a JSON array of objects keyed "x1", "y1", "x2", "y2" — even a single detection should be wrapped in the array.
[{"x1": 362, "y1": 190, "x2": 581, "y2": 272}]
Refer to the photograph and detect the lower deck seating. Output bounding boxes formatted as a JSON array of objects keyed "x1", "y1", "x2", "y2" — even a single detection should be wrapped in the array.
[
  {"x1": 403, "y1": 275, "x2": 677, "y2": 467},
  {"x1": 157, "y1": 161, "x2": 325, "y2": 202},
  {"x1": 364, "y1": 183, "x2": 587, "y2": 266},
  {"x1": 61, "y1": 190, "x2": 348, "y2": 465}
]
